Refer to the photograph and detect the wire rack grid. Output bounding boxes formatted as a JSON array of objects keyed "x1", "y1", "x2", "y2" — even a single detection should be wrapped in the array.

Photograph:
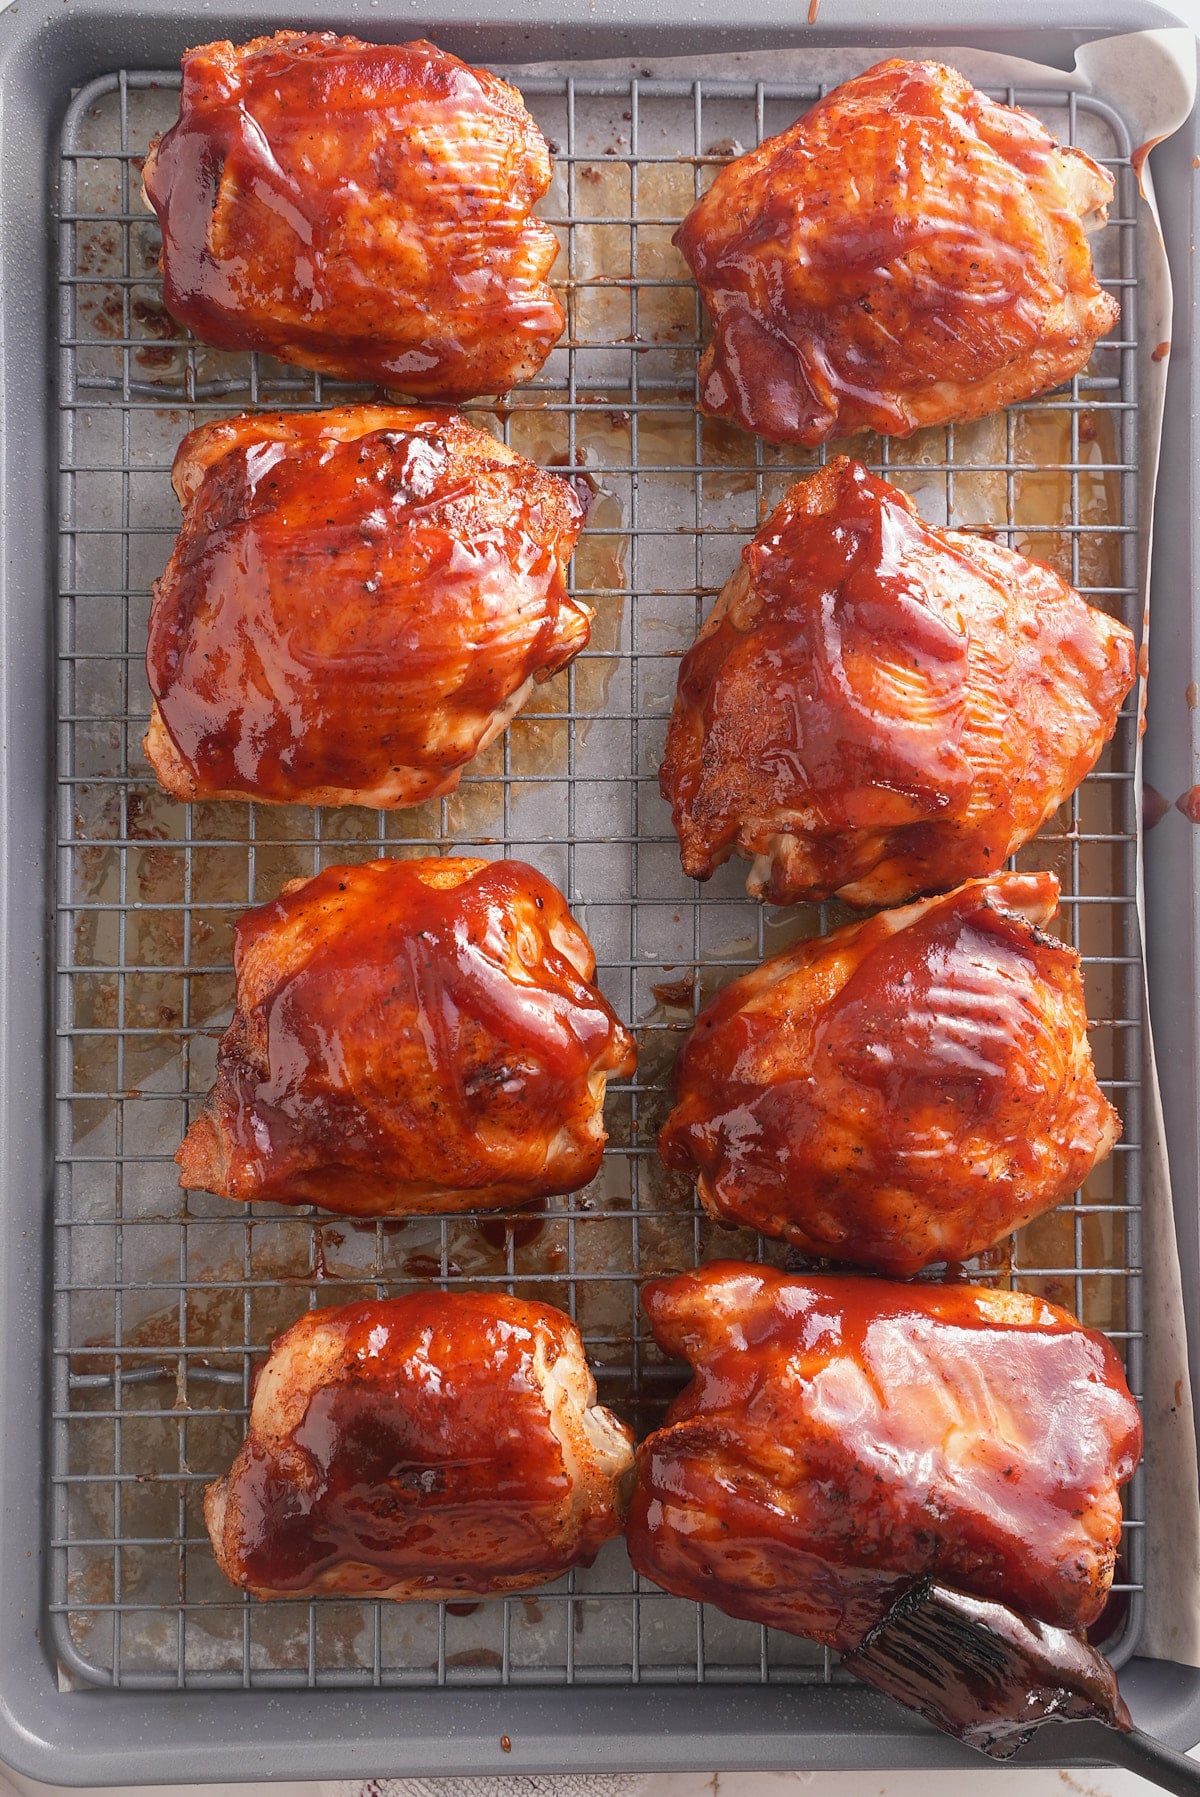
[{"x1": 53, "y1": 62, "x2": 1145, "y2": 1695}]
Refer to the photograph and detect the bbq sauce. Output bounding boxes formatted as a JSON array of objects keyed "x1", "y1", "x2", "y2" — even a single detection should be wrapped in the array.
[
  {"x1": 224, "y1": 1293, "x2": 615, "y2": 1595},
  {"x1": 672, "y1": 465, "x2": 974, "y2": 824},
  {"x1": 658, "y1": 873, "x2": 1115, "y2": 1275},
  {"x1": 843, "y1": 1582, "x2": 1131, "y2": 1758},
  {"x1": 475, "y1": 1198, "x2": 550, "y2": 1254},
  {"x1": 673, "y1": 61, "x2": 1117, "y2": 446},
  {"x1": 143, "y1": 33, "x2": 564, "y2": 395},
  {"x1": 625, "y1": 1263, "x2": 1142, "y2": 1651},
  {"x1": 146, "y1": 411, "x2": 585, "y2": 804},
  {"x1": 659, "y1": 460, "x2": 1134, "y2": 906},
  {"x1": 190, "y1": 858, "x2": 634, "y2": 1210}
]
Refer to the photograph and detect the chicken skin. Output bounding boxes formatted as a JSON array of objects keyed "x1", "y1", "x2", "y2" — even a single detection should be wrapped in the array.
[
  {"x1": 145, "y1": 406, "x2": 586, "y2": 809},
  {"x1": 660, "y1": 459, "x2": 1135, "y2": 907},
  {"x1": 626, "y1": 1263, "x2": 1141, "y2": 1649},
  {"x1": 675, "y1": 60, "x2": 1118, "y2": 446},
  {"x1": 206, "y1": 1292, "x2": 635, "y2": 1600},
  {"x1": 177, "y1": 858, "x2": 636, "y2": 1213},
  {"x1": 142, "y1": 32, "x2": 563, "y2": 397},
  {"x1": 659, "y1": 873, "x2": 1117, "y2": 1276}
]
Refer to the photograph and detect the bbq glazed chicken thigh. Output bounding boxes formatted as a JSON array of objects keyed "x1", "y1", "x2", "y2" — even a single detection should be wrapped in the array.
[
  {"x1": 146, "y1": 406, "x2": 586, "y2": 809},
  {"x1": 177, "y1": 858, "x2": 636, "y2": 1213},
  {"x1": 626, "y1": 1264, "x2": 1141, "y2": 1649},
  {"x1": 659, "y1": 873, "x2": 1117, "y2": 1276},
  {"x1": 660, "y1": 459, "x2": 1135, "y2": 907},
  {"x1": 206, "y1": 1293, "x2": 635, "y2": 1600},
  {"x1": 143, "y1": 33, "x2": 564, "y2": 397},
  {"x1": 675, "y1": 60, "x2": 1118, "y2": 445}
]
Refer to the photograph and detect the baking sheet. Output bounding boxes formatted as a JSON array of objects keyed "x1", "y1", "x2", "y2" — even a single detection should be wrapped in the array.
[{"x1": 52, "y1": 27, "x2": 1196, "y2": 1695}]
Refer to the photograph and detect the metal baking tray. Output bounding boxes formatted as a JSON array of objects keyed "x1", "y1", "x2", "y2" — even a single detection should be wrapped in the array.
[{"x1": 1, "y1": 0, "x2": 1198, "y2": 1784}]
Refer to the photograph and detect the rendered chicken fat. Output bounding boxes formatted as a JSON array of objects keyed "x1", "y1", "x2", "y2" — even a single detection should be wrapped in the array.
[
  {"x1": 142, "y1": 32, "x2": 564, "y2": 396},
  {"x1": 145, "y1": 406, "x2": 587, "y2": 809},
  {"x1": 626, "y1": 1263, "x2": 1142, "y2": 1649},
  {"x1": 206, "y1": 1293, "x2": 635, "y2": 1600},
  {"x1": 676, "y1": 59, "x2": 1119, "y2": 444},
  {"x1": 177, "y1": 858, "x2": 636, "y2": 1213},
  {"x1": 660, "y1": 458, "x2": 1135, "y2": 907},
  {"x1": 659, "y1": 873, "x2": 1118, "y2": 1275}
]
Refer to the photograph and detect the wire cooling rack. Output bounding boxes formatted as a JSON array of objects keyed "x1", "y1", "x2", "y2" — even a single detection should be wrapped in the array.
[{"x1": 54, "y1": 64, "x2": 1145, "y2": 1693}]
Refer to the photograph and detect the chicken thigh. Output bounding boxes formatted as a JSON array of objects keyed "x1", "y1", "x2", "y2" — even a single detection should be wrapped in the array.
[
  {"x1": 143, "y1": 32, "x2": 564, "y2": 397},
  {"x1": 626, "y1": 1262, "x2": 1141, "y2": 1648},
  {"x1": 145, "y1": 405, "x2": 586, "y2": 809},
  {"x1": 675, "y1": 60, "x2": 1118, "y2": 445},
  {"x1": 177, "y1": 857, "x2": 637, "y2": 1212},
  {"x1": 206, "y1": 1292, "x2": 635, "y2": 1600},
  {"x1": 660, "y1": 459, "x2": 1135, "y2": 907},
  {"x1": 658, "y1": 873, "x2": 1117, "y2": 1276}
]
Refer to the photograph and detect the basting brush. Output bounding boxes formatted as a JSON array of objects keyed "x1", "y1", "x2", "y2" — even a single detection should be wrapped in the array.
[{"x1": 841, "y1": 1580, "x2": 1200, "y2": 1796}]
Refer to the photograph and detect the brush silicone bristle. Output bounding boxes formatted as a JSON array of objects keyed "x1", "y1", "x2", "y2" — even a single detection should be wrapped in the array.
[{"x1": 842, "y1": 1581, "x2": 1131, "y2": 1759}]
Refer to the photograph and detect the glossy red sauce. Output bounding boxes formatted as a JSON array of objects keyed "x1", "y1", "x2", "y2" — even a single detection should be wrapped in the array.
[
  {"x1": 658, "y1": 875, "x2": 1110, "y2": 1274},
  {"x1": 674, "y1": 61, "x2": 1117, "y2": 446},
  {"x1": 672, "y1": 463, "x2": 973, "y2": 828},
  {"x1": 147, "y1": 414, "x2": 584, "y2": 805},
  {"x1": 843, "y1": 1583, "x2": 1131, "y2": 1753},
  {"x1": 810, "y1": 899, "x2": 1049, "y2": 1116},
  {"x1": 1177, "y1": 785, "x2": 1200, "y2": 824},
  {"x1": 142, "y1": 33, "x2": 564, "y2": 396},
  {"x1": 201, "y1": 859, "x2": 632, "y2": 1209},
  {"x1": 661, "y1": 460, "x2": 1134, "y2": 907},
  {"x1": 226, "y1": 1294, "x2": 586, "y2": 1594},
  {"x1": 626, "y1": 1263, "x2": 1142, "y2": 1648}
]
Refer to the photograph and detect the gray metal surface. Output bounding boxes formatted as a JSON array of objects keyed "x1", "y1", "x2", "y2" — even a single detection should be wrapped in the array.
[{"x1": 0, "y1": 0, "x2": 1194, "y2": 1783}]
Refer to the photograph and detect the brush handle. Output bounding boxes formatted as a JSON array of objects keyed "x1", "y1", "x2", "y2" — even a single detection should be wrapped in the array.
[{"x1": 1103, "y1": 1724, "x2": 1200, "y2": 1795}]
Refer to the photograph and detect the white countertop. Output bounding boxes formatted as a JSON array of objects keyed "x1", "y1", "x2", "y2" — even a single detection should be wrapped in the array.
[{"x1": 0, "y1": 1767, "x2": 1192, "y2": 1796}]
